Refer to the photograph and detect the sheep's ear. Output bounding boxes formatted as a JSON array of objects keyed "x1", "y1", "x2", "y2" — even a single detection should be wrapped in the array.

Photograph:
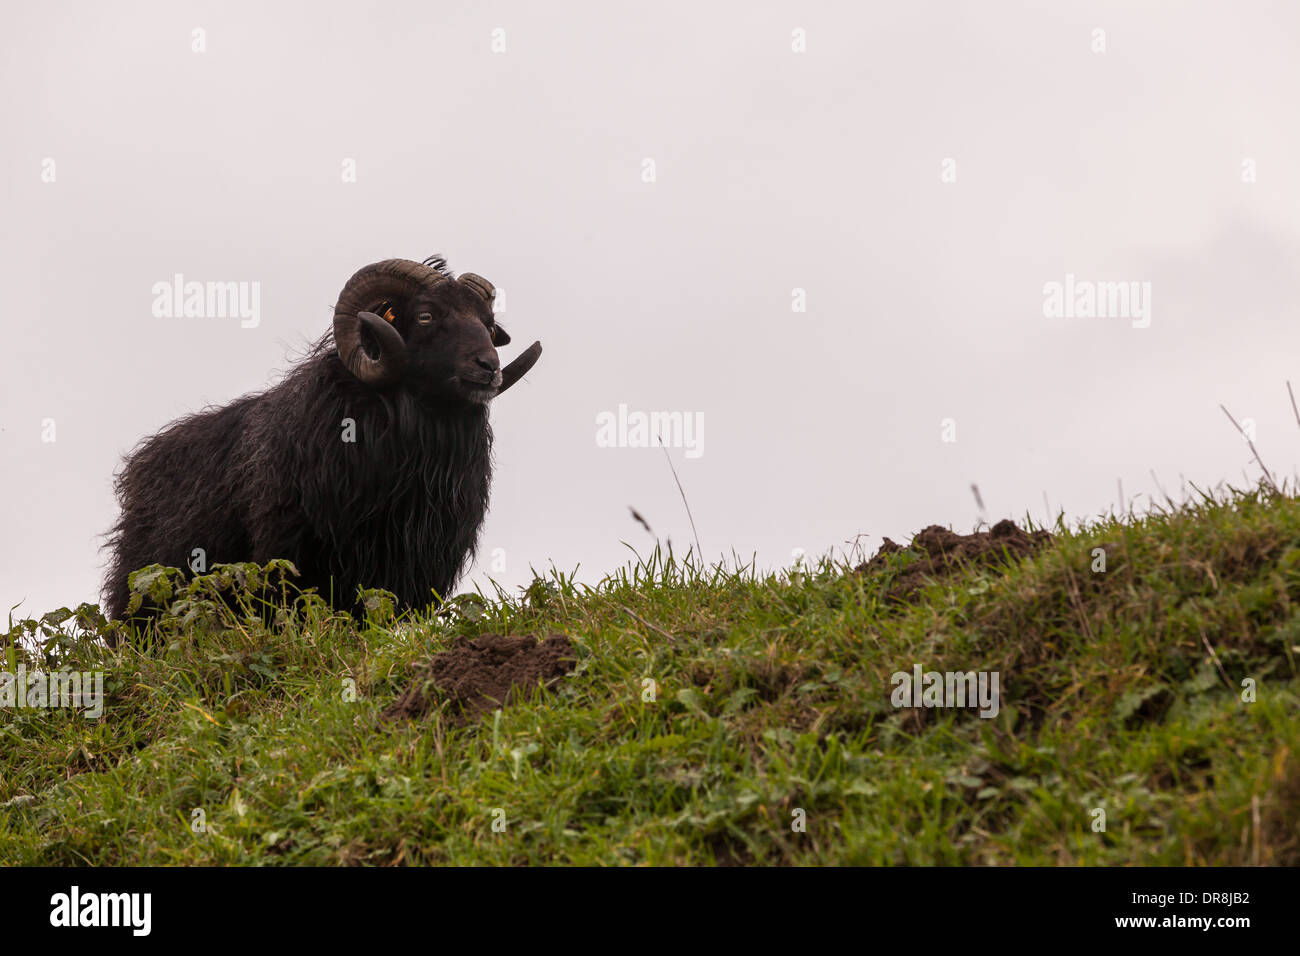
[{"x1": 491, "y1": 322, "x2": 511, "y2": 346}]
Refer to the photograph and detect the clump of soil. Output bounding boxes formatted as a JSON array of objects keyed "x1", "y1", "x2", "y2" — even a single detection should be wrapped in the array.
[
  {"x1": 385, "y1": 633, "x2": 576, "y2": 721},
  {"x1": 856, "y1": 518, "x2": 1052, "y2": 602},
  {"x1": 1259, "y1": 751, "x2": 1300, "y2": 866}
]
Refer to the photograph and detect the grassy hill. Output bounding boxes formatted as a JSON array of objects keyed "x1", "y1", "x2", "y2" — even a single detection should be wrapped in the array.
[{"x1": 2, "y1": 486, "x2": 1297, "y2": 865}]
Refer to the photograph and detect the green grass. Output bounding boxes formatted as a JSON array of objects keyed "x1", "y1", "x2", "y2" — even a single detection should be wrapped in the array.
[{"x1": 2, "y1": 486, "x2": 1298, "y2": 865}]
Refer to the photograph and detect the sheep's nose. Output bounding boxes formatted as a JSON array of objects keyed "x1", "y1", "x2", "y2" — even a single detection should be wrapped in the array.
[{"x1": 475, "y1": 355, "x2": 500, "y2": 374}]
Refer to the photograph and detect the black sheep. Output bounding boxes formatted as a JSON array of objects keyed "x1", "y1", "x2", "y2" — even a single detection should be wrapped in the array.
[{"x1": 103, "y1": 256, "x2": 542, "y2": 627}]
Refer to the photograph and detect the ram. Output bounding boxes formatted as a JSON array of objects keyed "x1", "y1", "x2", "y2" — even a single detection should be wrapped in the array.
[{"x1": 103, "y1": 256, "x2": 542, "y2": 628}]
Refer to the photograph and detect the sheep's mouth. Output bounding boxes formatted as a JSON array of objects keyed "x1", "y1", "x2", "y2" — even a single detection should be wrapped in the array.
[
  {"x1": 458, "y1": 368, "x2": 503, "y2": 400},
  {"x1": 443, "y1": 342, "x2": 540, "y2": 403},
  {"x1": 457, "y1": 375, "x2": 502, "y2": 403}
]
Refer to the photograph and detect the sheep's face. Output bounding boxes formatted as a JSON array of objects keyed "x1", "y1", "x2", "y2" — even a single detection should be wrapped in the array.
[
  {"x1": 334, "y1": 259, "x2": 538, "y2": 398},
  {"x1": 376, "y1": 282, "x2": 510, "y2": 405}
]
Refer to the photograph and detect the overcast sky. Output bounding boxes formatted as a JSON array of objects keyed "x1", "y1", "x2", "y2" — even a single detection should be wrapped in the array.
[{"x1": 4, "y1": 1, "x2": 1299, "y2": 620}]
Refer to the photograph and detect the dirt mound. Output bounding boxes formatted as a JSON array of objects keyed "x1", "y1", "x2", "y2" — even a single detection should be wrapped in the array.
[
  {"x1": 856, "y1": 518, "x2": 1052, "y2": 602},
  {"x1": 385, "y1": 633, "x2": 576, "y2": 721}
]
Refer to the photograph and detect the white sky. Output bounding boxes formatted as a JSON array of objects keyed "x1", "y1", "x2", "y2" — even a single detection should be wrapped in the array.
[{"x1": 3, "y1": 1, "x2": 1299, "y2": 619}]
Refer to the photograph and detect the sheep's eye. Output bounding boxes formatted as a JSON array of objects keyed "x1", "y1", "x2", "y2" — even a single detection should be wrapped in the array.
[{"x1": 417, "y1": 312, "x2": 434, "y2": 325}]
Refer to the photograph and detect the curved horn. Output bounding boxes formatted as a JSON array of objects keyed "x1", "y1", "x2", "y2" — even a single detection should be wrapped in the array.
[
  {"x1": 458, "y1": 272, "x2": 495, "y2": 305},
  {"x1": 498, "y1": 340, "x2": 542, "y2": 393},
  {"x1": 333, "y1": 259, "x2": 447, "y2": 385},
  {"x1": 336, "y1": 311, "x2": 408, "y2": 384}
]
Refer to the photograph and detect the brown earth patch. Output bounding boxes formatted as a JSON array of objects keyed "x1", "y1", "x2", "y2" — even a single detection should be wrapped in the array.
[
  {"x1": 857, "y1": 518, "x2": 1052, "y2": 602},
  {"x1": 384, "y1": 633, "x2": 576, "y2": 721},
  {"x1": 1259, "y1": 749, "x2": 1300, "y2": 866}
]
